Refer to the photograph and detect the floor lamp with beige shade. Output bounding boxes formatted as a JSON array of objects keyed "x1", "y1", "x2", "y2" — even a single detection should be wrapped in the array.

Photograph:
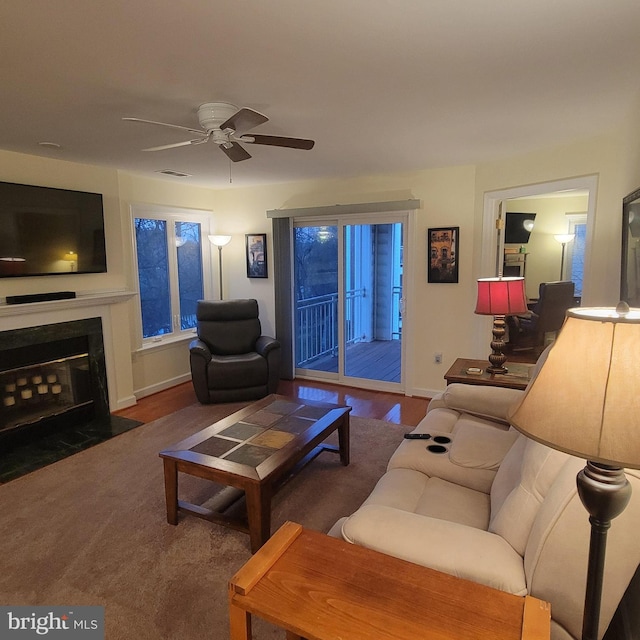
[{"x1": 507, "y1": 302, "x2": 640, "y2": 640}]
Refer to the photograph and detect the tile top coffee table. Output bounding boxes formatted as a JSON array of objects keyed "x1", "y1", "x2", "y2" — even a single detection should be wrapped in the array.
[{"x1": 159, "y1": 394, "x2": 351, "y2": 552}]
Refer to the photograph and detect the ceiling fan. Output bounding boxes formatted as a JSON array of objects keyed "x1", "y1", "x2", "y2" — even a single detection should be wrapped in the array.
[{"x1": 123, "y1": 102, "x2": 314, "y2": 162}]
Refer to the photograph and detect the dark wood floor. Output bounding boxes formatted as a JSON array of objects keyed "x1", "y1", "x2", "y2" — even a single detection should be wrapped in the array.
[
  {"x1": 115, "y1": 378, "x2": 430, "y2": 427},
  {"x1": 306, "y1": 340, "x2": 401, "y2": 382}
]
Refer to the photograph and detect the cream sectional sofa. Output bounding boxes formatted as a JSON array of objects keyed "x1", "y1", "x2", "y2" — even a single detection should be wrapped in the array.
[{"x1": 329, "y1": 383, "x2": 640, "y2": 640}]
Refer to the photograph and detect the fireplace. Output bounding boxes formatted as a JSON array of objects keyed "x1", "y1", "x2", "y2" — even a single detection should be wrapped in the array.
[{"x1": 0, "y1": 318, "x2": 109, "y2": 448}]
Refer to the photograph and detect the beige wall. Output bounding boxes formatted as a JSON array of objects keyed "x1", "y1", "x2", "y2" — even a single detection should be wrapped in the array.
[
  {"x1": 1, "y1": 105, "x2": 639, "y2": 404},
  {"x1": 475, "y1": 130, "x2": 628, "y2": 309},
  {"x1": 211, "y1": 166, "x2": 477, "y2": 398}
]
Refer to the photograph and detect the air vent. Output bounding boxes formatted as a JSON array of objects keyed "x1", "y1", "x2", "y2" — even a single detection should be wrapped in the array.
[{"x1": 155, "y1": 170, "x2": 192, "y2": 178}]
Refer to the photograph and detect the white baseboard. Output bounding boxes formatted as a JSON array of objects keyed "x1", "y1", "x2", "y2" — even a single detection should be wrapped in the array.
[
  {"x1": 410, "y1": 386, "x2": 444, "y2": 400},
  {"x1": 134, "y1": 373, "x2": 192, "y2": 401},
  {"x1": 113, "y1": 395, "x2": 138, "y2": 411}
]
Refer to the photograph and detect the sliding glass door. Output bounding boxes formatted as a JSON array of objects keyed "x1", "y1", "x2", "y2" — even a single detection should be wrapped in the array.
[
  {"x1": 294, "y1": 216, "x2": 406, "y2": 390},
  {"x1": 294, "y1": 225, "x2": 339, "y2": 374}
]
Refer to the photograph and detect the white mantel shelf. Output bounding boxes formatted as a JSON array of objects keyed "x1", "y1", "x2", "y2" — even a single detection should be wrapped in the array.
[{"x1": 0, "y1": 290, "x2": 137, "y2": 318}]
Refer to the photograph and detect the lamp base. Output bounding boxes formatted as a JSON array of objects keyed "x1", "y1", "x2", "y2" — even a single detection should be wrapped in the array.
[
  {"x1": 486, "y1": 364, "x2": 508, "y2": 374},
  {"x1": 577, "y1": 461, "x2": 632, "y2": 640},
  {"x1": 486, "y1": 316, "x2": 508, "y2": 375}
]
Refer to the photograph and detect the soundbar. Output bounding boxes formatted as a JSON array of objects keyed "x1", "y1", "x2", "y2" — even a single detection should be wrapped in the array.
[{"x1": 6, "y1": 291, "x2": 76, "y2": 305}]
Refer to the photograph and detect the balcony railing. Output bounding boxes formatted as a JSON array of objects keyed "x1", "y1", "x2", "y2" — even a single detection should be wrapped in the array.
[{"x1": 296, "y1": 289, "x2": 365, "y2": 367}]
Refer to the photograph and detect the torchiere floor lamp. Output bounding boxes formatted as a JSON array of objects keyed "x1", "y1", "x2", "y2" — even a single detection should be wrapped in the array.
[{"x1": 209, "y1": 235, "x2": 232, "y2": 299}]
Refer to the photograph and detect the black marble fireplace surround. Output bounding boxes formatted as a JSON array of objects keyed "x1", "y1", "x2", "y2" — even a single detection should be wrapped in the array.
[{"x1": 0, "y1": 318, "x2": 141, "y2": 483}]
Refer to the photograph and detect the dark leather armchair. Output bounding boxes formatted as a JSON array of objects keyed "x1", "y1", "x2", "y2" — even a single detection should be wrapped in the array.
[
  {"x1": 507, "y1": 280, "x2": 576, "y2": 353},
  {"x1": 189, "y1": 299, "x2": 281, "y2": 404}
]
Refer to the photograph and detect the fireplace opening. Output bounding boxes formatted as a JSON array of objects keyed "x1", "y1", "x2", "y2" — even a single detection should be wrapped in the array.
[
  {"x1": 0, "y1": 318, "x2": 141, "y2": 483},
  {"x1": 1, "y1": 353, "x2": 93, "y2": 445}
]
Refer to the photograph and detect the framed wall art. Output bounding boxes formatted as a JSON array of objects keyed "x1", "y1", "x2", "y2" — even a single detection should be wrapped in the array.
[
  {"x1": 428, "y1": 227, "x2": 459, "y2": 283},
  {"x1": 246, "y1": 233, "x2": 268, "y2": 278},
  {"x1": 621, "y1": 186, "x2": 640, "y2": 306}
]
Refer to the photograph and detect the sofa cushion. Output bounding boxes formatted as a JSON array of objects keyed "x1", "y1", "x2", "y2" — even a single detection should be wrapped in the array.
[
  {"x1": 341, "y1": 504, "x2": 527, "y2": 595},
  {"x1": 207, "y1": 352, "x2": 267, "y2": 389},
  {"x1": 388, "y1": 431, "x2": 498, "y2": 494},
  {"x1": 489, "y1": 435, "x2": 527, "y2": 517},
  {"x1": 449, "y1": 423, "x2": 519, "y2": 470},
  {"x1": 360, "y1": 468, "x2": 490, "y2": 530},
  {"x1": 489, "y1": 439, "x2": 568, "y2": 556}
]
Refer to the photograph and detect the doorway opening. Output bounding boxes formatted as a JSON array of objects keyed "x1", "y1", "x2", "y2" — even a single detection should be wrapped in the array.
[{"x1": 480, "y1": 176, "x2": 597, "y2": 358}]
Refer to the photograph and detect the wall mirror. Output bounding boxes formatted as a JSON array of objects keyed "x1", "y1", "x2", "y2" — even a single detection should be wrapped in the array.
[{"x1": 621, "y1": 186, "x2": 640, "y2": 306}]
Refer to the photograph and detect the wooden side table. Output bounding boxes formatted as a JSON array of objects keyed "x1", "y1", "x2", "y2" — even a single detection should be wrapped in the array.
[
  {"x1": 444, "y1": 357, "x2": 533, "y2": 391},
  {"x1": 228, "y1": 521, "x2": 550, "y2": 640}
]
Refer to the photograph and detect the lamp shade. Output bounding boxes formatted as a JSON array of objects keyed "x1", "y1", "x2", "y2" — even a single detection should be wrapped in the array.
[
  {"x1": 208, "y1": 235, "x2": 232, "y2": 247},
  {"x1": 554, "y1": 233, "x2": 575, "y2": 244},
  {"x1": 507, "y1": 305, "x2": 640, "y2": 469},
  {"x1": 474, "y1": 277, "x2": 527, "y2": 316}
]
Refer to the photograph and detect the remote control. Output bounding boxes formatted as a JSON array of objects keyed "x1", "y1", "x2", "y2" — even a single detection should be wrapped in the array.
[{"x1": 403, "y1": 433, "x2": 431, "y2": 440}]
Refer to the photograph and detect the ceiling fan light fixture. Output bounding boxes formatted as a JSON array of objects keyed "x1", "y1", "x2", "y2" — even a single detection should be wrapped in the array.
[{"x1": 197, "y1": 102, "x2": 238, "y2": 131}]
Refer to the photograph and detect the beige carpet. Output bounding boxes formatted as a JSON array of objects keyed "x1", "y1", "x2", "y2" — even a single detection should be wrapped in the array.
[{"x1": 0, "y1": 401, "x2": 408, "y2": 639}]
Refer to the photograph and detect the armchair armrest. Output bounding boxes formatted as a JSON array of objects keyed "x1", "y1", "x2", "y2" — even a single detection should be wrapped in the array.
[
  {"x1": 255, "y1": 335, "x2": 280, "y2": 357},
  {"x1": 189, "y1": 338, "x2": 212, "y2": 362},
  {"x1": 341, "y1": 505, "x2": 527, "y2": 596},
  {"x1": 189, "y1": 339, "x2": 212, "y2": 403}
]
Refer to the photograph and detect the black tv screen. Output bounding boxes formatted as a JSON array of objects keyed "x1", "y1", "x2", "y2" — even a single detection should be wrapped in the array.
[
  {"x1": 505, "y1": 212, "x2": 536, "y2": 245},
  {"x1": 0, "y1": 181, "x2": 106, "y2": 277}
]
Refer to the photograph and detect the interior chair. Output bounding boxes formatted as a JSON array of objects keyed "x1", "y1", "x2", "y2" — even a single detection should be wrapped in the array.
[
  {"x1": 189, "y1": 299, "x2": 281, "y2": 403},
  {"x1": 507, "y1": 280, "x2": 575, "y2": 354}
]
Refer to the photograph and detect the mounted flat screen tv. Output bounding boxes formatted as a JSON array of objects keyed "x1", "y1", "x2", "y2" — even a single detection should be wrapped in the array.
[
  {"x1": 505, "y1": 212, "x2": 536, "y2": 245},
  {"x1": 0, "y1": 181, "x2": 106, "y2": 277}
]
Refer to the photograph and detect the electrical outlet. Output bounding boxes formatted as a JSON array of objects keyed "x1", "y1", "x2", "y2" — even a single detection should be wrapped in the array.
[{"x1": 434, "y1": 352, "x2": 443, "y2": 364}]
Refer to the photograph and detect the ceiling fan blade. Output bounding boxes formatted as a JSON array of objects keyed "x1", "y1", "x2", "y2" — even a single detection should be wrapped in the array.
[
  {"x1": 241, "y1": 134, "x2": 315, "y2": 150},
  {"x1": 142, "y1": 137, "x2": 208, "y2": 152},
  {"x1": 123, "y1": 117, "x2": 205, "y2": 136},
  {"x1": 220, "y1": 108, "x2": 268, "y2": 134},
  {"x1": 219, "y1": 141, "x2": 252, "y2": 162}
]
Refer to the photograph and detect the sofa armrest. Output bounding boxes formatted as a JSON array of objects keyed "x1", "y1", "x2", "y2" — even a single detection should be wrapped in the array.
[
  {"x1": 341, "y1": 505, "x2": 527, "y2": 596},
  {"x1": 438, "y1": 383, "x2": 523, "y2": 424}
]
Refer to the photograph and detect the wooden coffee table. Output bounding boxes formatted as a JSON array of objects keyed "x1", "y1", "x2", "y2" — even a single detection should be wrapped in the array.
[{"x1": 159, "y1": 395, "x2": 351, "y2": 552}]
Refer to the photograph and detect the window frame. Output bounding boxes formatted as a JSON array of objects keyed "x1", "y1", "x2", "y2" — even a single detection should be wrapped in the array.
[
  {"x1": 565, "y1": 212, "x2": 588, "y2": 297},
  {"x1": 130, "y1": 203, "x2": 214, "y2": 348}
]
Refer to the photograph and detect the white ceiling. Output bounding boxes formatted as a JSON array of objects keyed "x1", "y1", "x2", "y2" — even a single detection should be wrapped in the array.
[{"x1": 2, "y1": 0, "x2": 640, "y2": 189}]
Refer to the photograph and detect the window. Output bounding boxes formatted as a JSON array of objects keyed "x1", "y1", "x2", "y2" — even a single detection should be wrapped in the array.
[
  {"x1": 132, "y1": 206, "x2": 212, "y2": 341},
  {"x1": 566, "y1": 213, "x2": 588, "y2": 298}
]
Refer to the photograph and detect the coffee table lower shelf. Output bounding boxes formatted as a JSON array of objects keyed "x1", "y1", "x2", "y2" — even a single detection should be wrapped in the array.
[
  {"x1": 169, "y1": 440, "x2": 342, "y2": 535},
  {"x1": 228, "y1": 521, "x2": 551, "y2": 640}
]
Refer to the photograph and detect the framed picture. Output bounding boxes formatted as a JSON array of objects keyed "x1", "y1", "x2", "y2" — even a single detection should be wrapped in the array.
[
  {"x1": 621, "y1": 186, "x2": 640, "y2": 306},
  {"x1": 245, "y1": 233, "x2": 268, "y2": 278},
  {"x1": 428, "y1": 227, "x2": 459, "y2": 283}
]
